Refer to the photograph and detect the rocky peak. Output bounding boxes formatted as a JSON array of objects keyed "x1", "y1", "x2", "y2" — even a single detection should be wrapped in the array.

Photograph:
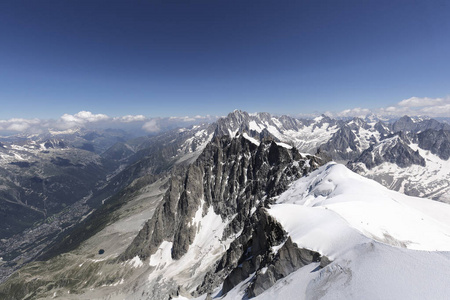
[
  {"x1": 213, "y1": 110, "x2": 251, "y2": 138},
  {"x1": 121, "y1": 134, "x2": 323, "y2": 263},
  {"x1": 349, "y1": 117, "x2": 370, "y2": 130},
  {"x1": 392, "y1": 115, "x2": 415, "y2": 133},
  {"x1": 348, "y1": 133, "x2": 425, "y2": 170},
  {"x1": 374, "y1": 120, "x2": 391, "y2": 136},
  {"x1": 318, "y1": 124, "x2": 360, "y2": 161},
  {"x1": 312, "y1": 114, "x2": 335, "y2": 128},
  {"x1": 392, "y1": 115, "x2": 450, "y2": 133},
  {"x1": 418, "y1": 129, "x2": 450, "y2": 160}
]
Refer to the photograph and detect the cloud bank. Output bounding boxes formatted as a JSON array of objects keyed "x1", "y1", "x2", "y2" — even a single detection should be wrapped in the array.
[
  {"x1": 326, "y1": 96, "x2": 450, "y2": 119},
  {"x1": 0, "y1": 111, "x2": 217, "y2": 135},
  {"x1": 1, "y1": 96, "x2": 449, "y2": 135}
]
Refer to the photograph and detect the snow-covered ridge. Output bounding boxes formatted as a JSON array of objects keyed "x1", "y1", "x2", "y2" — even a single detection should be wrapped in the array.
[
  {"x1": 271, "y1": 162, "x2": 450, "y2": 251},
  {"x1": 351, "y1": 142, "x2": 450, "y2": 202},
  {"x1": 216, "y1": 163, "x2": 450, "y2": 300}
]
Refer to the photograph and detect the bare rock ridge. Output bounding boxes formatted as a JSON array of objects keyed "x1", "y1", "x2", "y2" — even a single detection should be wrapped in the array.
[
  {"x1": 195, "y1": 208, "x2": 329, "y2": 298},
  {"x1": 318, "y1": 124, "x2": 361, "y2": 161},
  {"x1": 347, "y1": 128, "x2": 450, "y2": 202},
  {"x1": 392, "y1": 115, "x2": 450, "y2": 133},
  {"x1": 121, "y1": 134, "x2": 325, "y2": 261},
  {"x1": 348, "y1": 133, "x2": 425, "y2": 170},
  {"x1": 418, "y1": 129, "x2": 450, "y2": 160},
  {"x1": 120, "y1": 134, "x2": 329, "y2": 298},
  {"x1": 348, "y1": 128, "x2": 450, "y2": 171}
]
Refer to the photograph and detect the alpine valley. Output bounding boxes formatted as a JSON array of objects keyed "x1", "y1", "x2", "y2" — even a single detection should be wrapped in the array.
[{"x1": 1, "y1": 110, "x2": 450, "y2": 300}]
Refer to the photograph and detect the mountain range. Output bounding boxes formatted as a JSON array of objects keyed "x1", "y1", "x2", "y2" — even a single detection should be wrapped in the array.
[{"x1": 0, "y1": 110, "x2": 449, "y2": 299}]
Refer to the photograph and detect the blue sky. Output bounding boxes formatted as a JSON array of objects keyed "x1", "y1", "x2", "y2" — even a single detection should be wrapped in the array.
[{"x1": 0, "y1": 0, "x2": 449, "y2": 120}]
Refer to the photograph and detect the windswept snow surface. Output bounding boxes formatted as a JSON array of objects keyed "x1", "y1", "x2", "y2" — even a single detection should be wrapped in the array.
[
  {"x1": 273, "y1": 163, "x2": 450, "y2": 251},
  {"x1": 217, "y1": 163, "x2": 450, "y2": 300}
]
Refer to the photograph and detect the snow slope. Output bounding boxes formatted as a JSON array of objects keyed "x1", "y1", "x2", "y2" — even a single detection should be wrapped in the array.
[{"x1": 212, "y1": 163, "x2": 450, "y2": 299}]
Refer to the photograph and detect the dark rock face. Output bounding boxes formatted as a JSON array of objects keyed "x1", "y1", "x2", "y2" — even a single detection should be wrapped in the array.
[
  {"x1": 120, "y1": 134, "x2": 326, "y2": 298},
  {"x1": 211, "y1": 110, "x2": 305, "y2": 143},
  {"x1": 214, "y1": 110, "x2": 252, "y2": 138},
  {"x1": 392, "y1": 115, "x2": 450, "y2": 133},
  {"x1": 248, "y1": 237, "x2": 326, "y2": 298},
  {"x1": 195, "y1": 209, "x2": 329, "y2": 298},
  {"x1": 348, "y1": 117, "x2": 370, "y2": 131},
  {"x1": 43, "y1": 139, "x2": 66, "y2": 149},
  {"x1": 121, "y1": 135, "x2": 322, "y2": 261},
  {"x1": 319, "y1": 125, "x2": 360, "y2": 161},
  {"x1": 348, "y1": 134, "x2": 425, "y2": 170},
  {"x1": 220, "y1": 209, "x2": 287, "y2": 294},
  {"x1": 374, "y1": 121, "x2": 391, "y2": 137},
  {"x1": 418, "y1": 129, "x2": 450, "y2": 160},
  {"x1": 391, "y1": 115, "x2": 416, "y2": 133}
]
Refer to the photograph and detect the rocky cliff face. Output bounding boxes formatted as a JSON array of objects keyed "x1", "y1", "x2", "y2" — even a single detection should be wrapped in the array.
[
  {"x1": 417, "y1": 129, "x2": 450, "y2": 160},
  {"x1": 347, "y1": 129, "x2": 450, "y2": 202},
  {"x1": 194, "y1": 207, "x2": 329, "y2": 299},
  {"x1": 391, "y1": 115, "x2": 450, "y2": 133},
  {"x1": 121, "y1": 134, "x2": 324, "y2": 262},
  {"x1": 319, "y1": 125, "x2": 361, "y2": 161},
  {"x1": 116, "y1": 134, "x2": 328, "y2": 299},
  {"x1": 348, "y1": 134, "x2": 425, "y2": 170}
]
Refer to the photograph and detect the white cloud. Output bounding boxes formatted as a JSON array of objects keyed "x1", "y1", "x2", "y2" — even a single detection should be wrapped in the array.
[
  {"x1": 169, "y1": 116, "x2": 196, "y2": 122},
  {"x1": 421, "y1": 103, "x2": 450, "y2": 115},
  {"x1": 141, "y1": 115, "x2": 217, "y2": 133},
  {"x1": 0, "y1": 118, "x2": 42, "y2": 133},
  {"x1": 316, "y1": 96, "x2": 450, "y2": 119},
  {"x1": 169, "y1": 115, "x2": 217, "y2": 123},
  {"x1": 57, "y1": 111, "x2": 148, "y2": 129},
  {"x1": 142, "y1": 119, "x2": 160, "y2": 132},
  {"x1": 336, "y1": 107, "x2": 371, "y2": 118},
  {"x1": 115, "y1": 115, "x2": 147, "y2": 123},
  {"x1": 0, "y1": 111, "x2": 218, "y2": 135},
  {"x1": 385, "y1": 106, "x2": 398, "y2": 112},
  {"x1": 60, "y1": 111, "x2": 109, "y2": 124},
  {"x1": 398, "y1": 96, "x2": 445, "y2": 108},
  {"x1": 378, "y1": 96, "x2": 450, "y2": 117}
]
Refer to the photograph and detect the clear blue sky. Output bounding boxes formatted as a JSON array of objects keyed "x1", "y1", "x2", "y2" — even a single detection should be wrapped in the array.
[{"x1": 0, "y1": 0, "x2": 449, "y2": 119}]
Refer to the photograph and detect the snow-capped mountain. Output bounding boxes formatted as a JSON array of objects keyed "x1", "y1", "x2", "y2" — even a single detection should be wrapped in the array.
[
  {"x1": 391, "y1": 115, "x2": 450, "y2": 133},
  {"x1": 2, "y1": 152, "x2": 450, "y2": 299},
  {"x1": 208, "y1": 110, "x2": 387, "y2": 162},
  {"x1": 1, "y1": 110, "x2": 450, "y2": 300},
  {"x1": 218, "y1": 163, "x2": 450, "y2": 300},
  {"x1": 348, "y1": 129, "x2": 450, "y2": 202},
  {"x1": 209, "y1": 110, "x2": 450, "y2": 203},
  {"x1": 0, "y1": 133, "x2": 326, "y2": 299}
]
